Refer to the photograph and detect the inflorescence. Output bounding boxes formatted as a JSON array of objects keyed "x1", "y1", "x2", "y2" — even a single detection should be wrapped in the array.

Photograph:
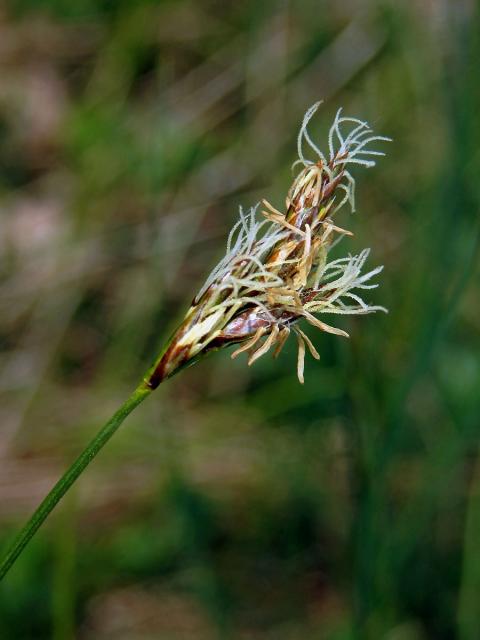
[{"x1": 148, "y1": 103, "x2": 390, "y2": 386}]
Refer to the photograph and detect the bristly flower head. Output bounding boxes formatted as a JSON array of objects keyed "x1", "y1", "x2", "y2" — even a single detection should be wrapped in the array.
[{"x1": 147, "y1": 103, "x2": 390, "y2": 387}]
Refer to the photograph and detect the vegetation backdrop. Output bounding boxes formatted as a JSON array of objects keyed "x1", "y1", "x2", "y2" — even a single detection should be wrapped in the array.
[{"x1": 0, "y1": 1, "x2": 479, "y2": 638}]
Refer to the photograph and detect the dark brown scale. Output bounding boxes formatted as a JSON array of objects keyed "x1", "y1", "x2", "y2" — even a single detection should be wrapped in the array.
[
  {"x1": 321, "y1": 172, "x2": 345, "y2": 201},
  {"x1": 221, "y1": 308, "x2": 272, "y2": 337},
  {"x1": 223, "y1": 306, "x2": 297, "y2": 338},
  {"x1": 147, "y1": 343, "x2": 190, "y2": 389}
]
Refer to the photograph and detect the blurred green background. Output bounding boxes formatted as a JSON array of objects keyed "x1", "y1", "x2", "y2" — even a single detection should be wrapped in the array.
[{"x1": 1, "y1": 1, "x2": 479, "y2": 638}]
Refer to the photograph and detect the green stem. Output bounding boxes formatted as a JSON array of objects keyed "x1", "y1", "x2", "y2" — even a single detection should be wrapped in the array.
[{"x1": 0, "y1": 380, "x2": 152, "y2": 581}]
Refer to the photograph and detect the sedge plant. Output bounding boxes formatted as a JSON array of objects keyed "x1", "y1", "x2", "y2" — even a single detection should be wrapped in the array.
[{"x1": 0, "y1": 103, "x2": 390, "y2": 580}]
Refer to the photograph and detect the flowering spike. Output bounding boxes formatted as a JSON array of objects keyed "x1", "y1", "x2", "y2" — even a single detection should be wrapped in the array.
[{"x1": 146, "y1": 104, "x2": 389, "y2": 387}]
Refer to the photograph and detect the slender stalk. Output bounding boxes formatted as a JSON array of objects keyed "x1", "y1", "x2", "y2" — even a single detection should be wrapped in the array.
[{"x1": 0, "y1": 381, "x2": 152, "y2": 581}]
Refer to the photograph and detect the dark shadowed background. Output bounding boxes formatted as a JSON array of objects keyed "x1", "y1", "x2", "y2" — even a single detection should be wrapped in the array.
[{"x1": 0, "y1": 1, "x2": 479, "y2": 638}]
